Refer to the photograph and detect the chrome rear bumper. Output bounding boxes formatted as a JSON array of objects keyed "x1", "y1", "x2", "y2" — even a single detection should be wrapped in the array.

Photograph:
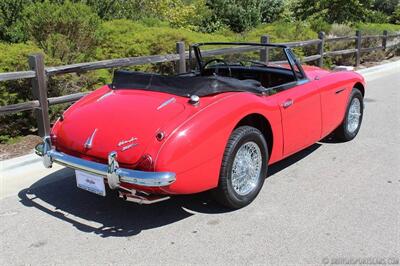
[{"x1": 35, "y1": 136, "x2": 176, "y2": 189}]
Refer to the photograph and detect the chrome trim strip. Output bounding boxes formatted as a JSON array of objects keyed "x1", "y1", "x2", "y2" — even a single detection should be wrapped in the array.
[
  {"x1": 157, "y1": 97, "x2": 176, "y2": 110},
  {"x1": 84, "y1": 129, "x2": 98, "y2": 149},
  {"x1": 96, "y1": 91, "x2": 113, "y2": 102},
  {"x1": 36, "y1": 137, "x2": 176, "y2": 188}
]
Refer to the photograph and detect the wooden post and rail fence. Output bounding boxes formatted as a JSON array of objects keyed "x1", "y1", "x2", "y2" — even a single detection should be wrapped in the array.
[{"x1": 0, "y1": 31, "x2": 399, "y2": 137}]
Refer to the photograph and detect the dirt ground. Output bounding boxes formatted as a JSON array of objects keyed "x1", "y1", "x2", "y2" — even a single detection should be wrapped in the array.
[
  {"x1": 357, "y1": 55, "x2": 400, "y2": 69},
  {"x1": 0, "y1": 135, "x2": 42, "y2": 161}
]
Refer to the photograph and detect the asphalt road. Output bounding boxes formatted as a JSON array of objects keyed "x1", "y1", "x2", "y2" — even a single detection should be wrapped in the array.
[{"x1": 1, "y1": 63, "x2": 399, "y2": 265}]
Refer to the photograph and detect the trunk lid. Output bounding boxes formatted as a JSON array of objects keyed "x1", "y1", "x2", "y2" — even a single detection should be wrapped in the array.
[{"x1": 55, "y1": 89, "x2": 186, "y2": 164}]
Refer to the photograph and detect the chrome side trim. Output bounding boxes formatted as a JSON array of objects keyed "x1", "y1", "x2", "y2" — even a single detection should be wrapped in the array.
[
  {"x1": 35, "y1": 137, "x2": 176, "y2": 188},
  {"x1": 96, "y1": 91, "x2": 113, "y2": 102},
  {"x1": 157, "y1": 97, "x2": 176, "y2": 110}
]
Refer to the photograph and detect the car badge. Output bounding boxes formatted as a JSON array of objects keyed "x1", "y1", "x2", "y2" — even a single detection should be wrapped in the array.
[
  {"x1": 84, "y1": 129, "x2": 98, "y2": 149},
  {"x1": 121, "y1": 143, "x2": 138, "y2": 151},
  {"x1": 117, "y1": 137, "x2": 138, "y2": 147}
]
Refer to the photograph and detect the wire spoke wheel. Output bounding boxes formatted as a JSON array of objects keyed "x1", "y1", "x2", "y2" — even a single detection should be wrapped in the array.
[
  {"x1": 231, "y1": 141, "x2": 262, "y2": 196},
  {"x1": 347, "y1": 98, "x2": 361, "y2": 134}
]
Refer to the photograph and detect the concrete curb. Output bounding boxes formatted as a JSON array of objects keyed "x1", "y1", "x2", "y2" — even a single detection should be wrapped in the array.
[{"x1": 356, "y1": 60, "x2": 400, "y2": 75}]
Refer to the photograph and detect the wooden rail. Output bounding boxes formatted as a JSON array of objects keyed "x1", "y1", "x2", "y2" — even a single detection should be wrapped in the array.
[{"x1": 0, "y1": 31, "x2": 399, "y2": 136}]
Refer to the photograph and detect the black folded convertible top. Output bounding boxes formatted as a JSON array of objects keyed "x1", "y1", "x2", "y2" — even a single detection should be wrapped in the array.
[{"x1": 111, "y1": 70, "x2": 265, "y2": 97}]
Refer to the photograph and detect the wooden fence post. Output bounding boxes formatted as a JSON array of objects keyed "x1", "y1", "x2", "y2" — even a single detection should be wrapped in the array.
[
  {"x1": 29, "y1": 54, "x2": 50, "y2": 137},
  {"x1": 260, "y1": 35, "x2": 270, "y2": 64},
  {"x1": 382, "y1": 30, "x2": 388, "y2": 50},
  {"x1": 355, "y1": 30, "x2": 362, "y2": 67},
  {"x1": 318, "y1": 32, "x2": 325, "y2": 67},
  {"x1": 176, "y1": 41, "x2": 186, "y2": 74}
]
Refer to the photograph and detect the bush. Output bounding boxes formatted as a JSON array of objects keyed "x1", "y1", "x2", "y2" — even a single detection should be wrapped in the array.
[
  {"x1": 328, "y1": 24, "x2": 354, "y2": 36},
  {"x1": 17, "y1": 1, "x2": 101, "y2": 63},
  {"x1": 293, "y1": 0, "x2": 375, "y2": 24},
  {"x1": 0, "y1": 42, "x2": 110, "y2": 142},
  {"x1": 260, "y1": 0, "x2": 285, "y2": 23},
  {"x1": 391, "y1": 5, "x2": 400, "y2": 24},
  {"x1": 308, "y1": 16, "x2": 332, "y2": 34},
  {"x1": 0, "y1": 42, "x2": 44, "y2": 141},
  {"x1": 367, "y1": 11, "x2": 390, "y2": 23},
  {"x1": 205, "y1": 0, "x2": 263, "y2": 33},
  {"x1": 0, "y1": 0, "x2": 33, "y2": 42},
  {"x1": 246, "y1": 21, "x2": 317, "y2": 42},
  {"x1": 78, "y1": 0, "x2": 144, "y2": 20},
  {"x1": 373, "y1": 0, "x2": 399, "y2": 16},
  {"x1": 204, "y1": 0, "x2": 284, "y2": 33},
  {"x1": 354, "y1": 23, "x2": 400, "y2": 34}
]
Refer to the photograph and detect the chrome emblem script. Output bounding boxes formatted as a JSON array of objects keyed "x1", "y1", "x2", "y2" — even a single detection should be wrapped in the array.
[
  {"x1": 117, "y1": 137, "x2": 138, "y2": 151},
  {"x1": 117, "y1": 137, "x2": 138, "y2": 147},
  {"x1": 84, "y1": 129, "x2": 98, "y2": 149}
]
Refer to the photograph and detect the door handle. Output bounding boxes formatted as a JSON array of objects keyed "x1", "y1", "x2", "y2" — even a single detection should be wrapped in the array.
[{"x1": 282, "y1": 99, "x2": 294, "y2": 109}]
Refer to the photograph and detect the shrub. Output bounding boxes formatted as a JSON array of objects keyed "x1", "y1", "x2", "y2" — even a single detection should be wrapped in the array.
[
  {"x1": 0, "y1": 42, "x2": 110, "y2": 142},
  {"x1": 18, "y1": 1, "x2": 101, "y2": 63},
  {"x1": 96, "y1": 19, "x2": 236, "y2": 73},
  {"x1": 246, "y1": 21, "x2": 317, "y2": 42},
  {"x1": 0, "y1": 42, "x2": 44, "y2": 141},
  {"x1": 391, "y1": 4, "x2": 400, "y2": 24},
  {"x1": 328, "y1": 24, "x2": 354, "y2": 36},
  {"x1": 0, "y1": 0, "x2": 33, "y2": 42},
  {"x1": 205, "y1": 0, "x2": 263, "y2": 33},
  {"x1": 78, "y1": 0, "x2": 144, "y2": 20},
  {"x1": 373, "y1": 0, "x2": 399, "y2": 16},
  {"x1": 367, "y1": 11, "x2": 390, "y2": 23},
  {"x1": 308, "y1": 16, "x2": 332, "y2": 34},
  {"x1": 293, "y1": 0, "x2": 374, "y2": 24},
  {"x1": 260, "y1": 0, "x2": 285, "y2": 23},
  {"x1": 354, "y1": 23, "x2": 400, "y2": 34}
]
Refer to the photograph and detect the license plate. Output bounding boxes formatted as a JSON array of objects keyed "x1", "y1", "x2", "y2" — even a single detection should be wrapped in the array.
[{"x1": 75, "y1": 170, "x2": 106, "y2": 196}]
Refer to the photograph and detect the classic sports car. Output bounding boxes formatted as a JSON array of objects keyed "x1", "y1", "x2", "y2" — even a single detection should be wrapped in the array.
[{"x1": 36, "y1": 43, "x2": 365, "y2": 209}]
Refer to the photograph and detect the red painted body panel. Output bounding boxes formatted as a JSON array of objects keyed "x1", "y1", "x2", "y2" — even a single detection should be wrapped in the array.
[{"x1": 51, "y1": 67, "x2": 365, "y2": 195}]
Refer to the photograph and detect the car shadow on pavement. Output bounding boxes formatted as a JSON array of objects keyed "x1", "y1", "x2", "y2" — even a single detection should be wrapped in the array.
[{"x1": 18, "y1": 143, "x2": 321, "y2": 238}]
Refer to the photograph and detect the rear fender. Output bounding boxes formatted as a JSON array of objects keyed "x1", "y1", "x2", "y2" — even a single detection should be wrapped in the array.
[{"x1": 154, "y1": 92, "x2": 282, "y2": 194}]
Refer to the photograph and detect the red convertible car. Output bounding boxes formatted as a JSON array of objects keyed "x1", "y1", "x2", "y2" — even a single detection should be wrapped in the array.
[{"x1": 36, "y1": 43, "x2": 365, "y2": 209}]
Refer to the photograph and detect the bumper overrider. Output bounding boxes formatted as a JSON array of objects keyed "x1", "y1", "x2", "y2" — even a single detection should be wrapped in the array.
[{"x1": 35, "y1": 136, "x2": 176, "y2": 191}]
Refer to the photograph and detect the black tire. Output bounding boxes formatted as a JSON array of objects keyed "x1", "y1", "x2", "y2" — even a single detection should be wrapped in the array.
[
  {"x1": 213, "y1": 126, "x2": 268, "y2": 209},
  {"x1": 333, "y1": 88, "x2": 364, "y2": 142}
]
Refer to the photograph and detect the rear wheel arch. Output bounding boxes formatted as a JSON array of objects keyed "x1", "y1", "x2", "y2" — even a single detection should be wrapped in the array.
[
  {"x1": 234, "y1": 113, "x2": 273, "y2": 160},
  {"x1": 354, "y1": 82, "x2": 365, "y2": 97}
]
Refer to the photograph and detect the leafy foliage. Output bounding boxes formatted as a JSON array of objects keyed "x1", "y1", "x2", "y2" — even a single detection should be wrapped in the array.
[
  {"x1": 18, "y1": 1, "x2": 101, "y2": 63},
  {"x1": 293, "y1": 0, "x2": 375, "y2": 24},
  {"x1": 392, "y1": 4, "x2": 400, "y2": 24},
  {"x1": 205, "y1": 0, "x2": 285, "y2": 33},
  {"x1": 373, "y1": 0, "x2": 399, "y2": 16},
  {"x1": 0, "y1": 0, "x2": 33, "y2": 42}
]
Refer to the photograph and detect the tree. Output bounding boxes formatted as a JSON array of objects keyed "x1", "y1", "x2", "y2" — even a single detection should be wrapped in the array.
[
  {"x1": 0, "y1": 0, "x2": 33, "y2": 42},
  {"x1": 373, "y1": 0, "x2": 399, "y2": 16},
  {"x1": 19, "y1": 1, "x2": 101, "y2": 63},
  {"x1": 391, "y1": 4, "x2": 400, "y2": 24},
  {"x1": 260, "y1": 0, "x2": 285, "y2": 23},
  {"x1": 293, "y1": 0, "x2": 374, "y2": 24},
  {"x1": 205, "y1": 0, "x2": 284, "y2": 33}
]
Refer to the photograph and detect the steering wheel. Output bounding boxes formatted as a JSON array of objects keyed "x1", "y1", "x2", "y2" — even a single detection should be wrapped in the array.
[{"x1": 202, "y1": 58, "x2": 232, "y2": 77}]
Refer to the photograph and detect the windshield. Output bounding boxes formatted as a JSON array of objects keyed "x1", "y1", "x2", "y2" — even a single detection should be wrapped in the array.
[{"x1": 192, "y1": 43, "x2": 291, "y2": 69}]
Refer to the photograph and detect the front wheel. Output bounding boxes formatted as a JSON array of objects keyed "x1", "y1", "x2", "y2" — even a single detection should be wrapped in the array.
[
  {"x1": 333, "y1": 88, "x2": 364, "y2": 142},
  {"x1": 213, "y1": 126, "x2": 268, "y2": 209}
]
